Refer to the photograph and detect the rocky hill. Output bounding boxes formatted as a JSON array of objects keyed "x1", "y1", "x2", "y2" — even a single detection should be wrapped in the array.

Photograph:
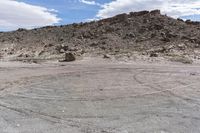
[{"x1": 0, "y1": 10, "x2": 200, "y2": 62}]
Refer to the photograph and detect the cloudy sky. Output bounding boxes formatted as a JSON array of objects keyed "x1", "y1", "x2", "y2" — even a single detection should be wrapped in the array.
[{"x1": 1, "y1": 0, "x2": 200, "y2": 31}]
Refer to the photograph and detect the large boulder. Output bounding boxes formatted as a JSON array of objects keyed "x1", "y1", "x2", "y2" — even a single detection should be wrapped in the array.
[{"x1": 59, "y1": 52, "x2": 75, "y2": 62}]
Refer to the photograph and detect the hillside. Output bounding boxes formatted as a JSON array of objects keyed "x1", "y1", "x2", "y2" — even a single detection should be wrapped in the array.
[{"x1": 0, "y1": 10, "x2": 200, "y2": 62}]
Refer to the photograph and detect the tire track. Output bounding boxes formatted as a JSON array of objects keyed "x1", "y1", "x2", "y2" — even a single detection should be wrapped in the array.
[
  {"x1": 0, "y1": 101, "x2": 117, "y2": 133},
  {"x1": 133, "y1": 69, "x2": 200, "y2": 106}
]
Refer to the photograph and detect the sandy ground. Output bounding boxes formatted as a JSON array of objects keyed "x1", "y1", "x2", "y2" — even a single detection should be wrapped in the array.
[{"x1": 0, "y1": 58, "x2": 200, "y2": 133}]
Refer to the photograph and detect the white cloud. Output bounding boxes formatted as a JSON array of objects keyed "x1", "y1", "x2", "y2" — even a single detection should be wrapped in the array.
[
  {"x1": 79, "y1": 0, "x2": 100, "y2": 6},
  {"x1": 0, "y1": 0, "x2": 60, "y2": 31},
  {"x1": 97, "y1": 0, "x2": 200, "y2": 19}
]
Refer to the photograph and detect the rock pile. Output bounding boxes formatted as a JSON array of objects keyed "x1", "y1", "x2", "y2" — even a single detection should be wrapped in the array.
[{"x1": 0, "y1": 10, "x2": 200, "y2": 62}]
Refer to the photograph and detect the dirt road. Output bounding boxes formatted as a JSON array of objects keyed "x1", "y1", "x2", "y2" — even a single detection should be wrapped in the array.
[{"x1": 0, "y1": 58, "x2": 200, "y2": 133}]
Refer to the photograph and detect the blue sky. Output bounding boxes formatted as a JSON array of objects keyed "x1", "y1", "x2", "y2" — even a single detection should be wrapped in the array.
[
  {"x1": 0, "y1": 0, "x2": 200, "y2": 31},
  {"x1": 19, "y1": 0, "x2": 111, "y2": 25}
]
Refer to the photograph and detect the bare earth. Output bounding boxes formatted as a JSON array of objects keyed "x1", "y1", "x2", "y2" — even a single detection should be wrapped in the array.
[{"x1": 1, "y1": 58, "x2": 200, "y2": 133}]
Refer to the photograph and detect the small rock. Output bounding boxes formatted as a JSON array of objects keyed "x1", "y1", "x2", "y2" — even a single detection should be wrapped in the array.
[
  {"x1": 61, "y1": 44, "x2": 68, "y2": 51},
  {"x1": 161, "y1": 37, "x2": 170, "y2": 42},
  {"x1": 17, "y1": 53, "x2": 23, "y2": 57},
  {"x1": 44, "y1": 43, "x2": 53, "y2": 48},
  {"x1": 190, "y1": 72, "x2": 196, "y2": 76},
  {"x1": 56, "y1": 44, "x2": 68, "y2": 52},
  {"x1": 167, "y1": 45, "x2": 174, "y2": 50},
  {"x1": 103, "y1": 54, "x2": 111, "y2": 59},
  {"x1": 69, "y1": 47, "x2": 78, "y2": 51},
  {"x1": 59, "y1": 49, "x2": 65, "y2": 53},
  {"x1": 194, "y1": 44, "x2": 199, "y2": 48},
  {"x1": 8, "y1": 52, "x2": 13, "y2": 55},
  {"x1": 150, "y1": 53, "x2": 158, "y2": 57},
  {"x1": 125, "y1": 33, "x2": 135, "y2": 38},
  {"x1": 178, "y1": 43, "x2": 186, "y2": 50},
  {"x1": 16, "y1": 124, "x2": 20, "y2": 127},
  {"x1": 24, "y1": 54, "x2": 30, "y2": 58},
  {"x1": 38, "y1": 50, "x2": 45, "y2": 56},
  {"x1": 32, "y1": 60, "x2": 38, "y2": 64}
]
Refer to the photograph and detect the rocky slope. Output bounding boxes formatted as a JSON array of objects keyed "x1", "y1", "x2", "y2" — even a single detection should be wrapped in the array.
[{"x1": 0, "y1": 10, "x2": 200, "y2": 62}]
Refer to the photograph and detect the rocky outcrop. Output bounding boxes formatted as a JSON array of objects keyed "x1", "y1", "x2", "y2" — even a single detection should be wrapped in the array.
[{"x1": 0, "y1": 9, "x2": 200, "y2": 61}]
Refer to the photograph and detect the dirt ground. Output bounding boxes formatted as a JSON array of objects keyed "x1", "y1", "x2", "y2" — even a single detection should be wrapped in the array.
[{"x1": 0, "y1": 58, "x2": 200, "y2": 133}]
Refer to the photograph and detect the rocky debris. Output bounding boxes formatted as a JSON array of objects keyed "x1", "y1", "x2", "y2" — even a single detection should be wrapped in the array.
[
  {"x1": 177, "y1": 18, "x2": 184, "y2": 22},
  {"x1": 56, "y1": 44, "x2": 69, "y2": 53},
  {"x1": 44, "y1": 43, "x2": 53, "y2": 48},
  {"x1": 0, "y1": 10, "x2": 200, "y2": 62},
  {"x1": 150, "y1": 9, "x2": 161, "y2": 15},
  {"x1": 185, "y1": 20, "x2": 200, "y2": 25},
  {"x1": 38, "y1": 50, "x2": 45, "y2": 56},
  {"x1": 169, "y1": 55, "x2": 193, "y2": 64},
  {"x1": 130, "y1": 10, "x2": 149, "y2": 16},
  {"x1": 148, "y1": 47, "x2": 167, "y2": 54},
  {"x1": 59, "y1": 52, "x2": 76, "y2": 62},
  {"x1": 17, "y1": 53, "x2": 30, "y2": 58},
  {"x1": 89, "y1": 42, "x2": 99, "y2": 47},
  {"x1": 16, "y1": 28, "x2": 27, "y2": 32}
]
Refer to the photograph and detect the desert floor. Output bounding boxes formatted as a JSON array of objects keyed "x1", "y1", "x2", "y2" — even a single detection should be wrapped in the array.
[{"x1": 0, "y1": 58, "x2": 200, "y2": 133}]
